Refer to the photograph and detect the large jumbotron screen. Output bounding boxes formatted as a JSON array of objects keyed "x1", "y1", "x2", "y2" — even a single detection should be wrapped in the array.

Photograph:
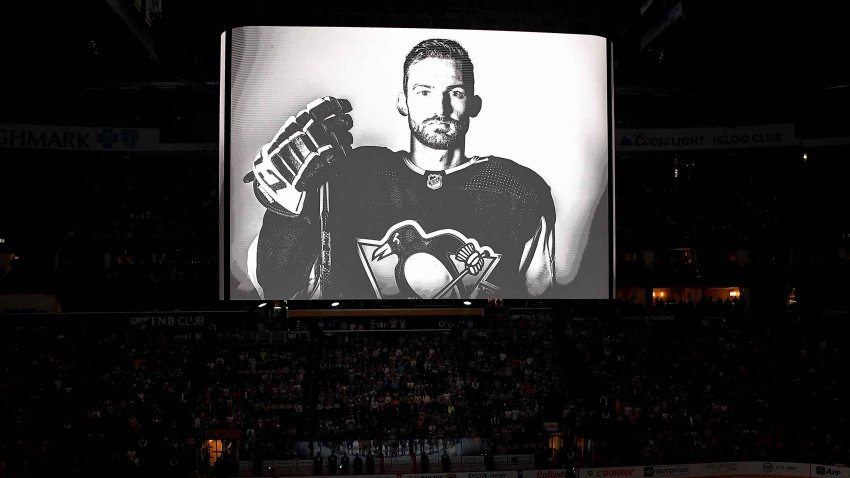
[{"x1": 221, "y1": 26, "x2": 613, "y2": 301}]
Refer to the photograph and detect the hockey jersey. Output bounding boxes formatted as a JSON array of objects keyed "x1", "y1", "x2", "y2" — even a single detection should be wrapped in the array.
[{"x1": 252, "y1": 146, "x2": 555, "y2": 299}]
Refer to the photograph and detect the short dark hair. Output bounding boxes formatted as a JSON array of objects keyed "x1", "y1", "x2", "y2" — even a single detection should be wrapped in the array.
[{"x1": 403, "y1": 38, "x2": 475, "y2": 95}]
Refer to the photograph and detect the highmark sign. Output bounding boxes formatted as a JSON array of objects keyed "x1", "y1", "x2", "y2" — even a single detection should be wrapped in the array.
[{"x1": 0, "y1": 123, "x2": 160, "y2": 151}]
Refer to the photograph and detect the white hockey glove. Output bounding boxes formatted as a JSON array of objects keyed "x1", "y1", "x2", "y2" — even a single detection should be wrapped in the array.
[{"x1": 243, "y1": 96, "x2": 353, "y2": 216}]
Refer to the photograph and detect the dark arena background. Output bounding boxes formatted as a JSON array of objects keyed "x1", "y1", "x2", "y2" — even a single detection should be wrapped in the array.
[{"x1": 2, "y1": 1, "x2": 850, "y2": 477}]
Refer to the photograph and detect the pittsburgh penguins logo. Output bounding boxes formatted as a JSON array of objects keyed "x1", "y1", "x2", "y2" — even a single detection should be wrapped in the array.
[{"x1": 357, "y1": 220, "x2": 501, "y2": 299}]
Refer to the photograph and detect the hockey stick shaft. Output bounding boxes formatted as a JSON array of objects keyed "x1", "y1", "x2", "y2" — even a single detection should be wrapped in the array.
[{"x1": 319, "y1": 183, "x2": 331, "y2": 291}]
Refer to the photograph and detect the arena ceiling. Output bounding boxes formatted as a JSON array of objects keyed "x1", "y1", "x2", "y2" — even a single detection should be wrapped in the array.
[{"x1": 2, "y1": 0, "x2": 847, "y2": 127}]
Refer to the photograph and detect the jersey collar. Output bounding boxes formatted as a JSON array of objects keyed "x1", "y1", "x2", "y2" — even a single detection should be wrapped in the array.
[{"x1": 402, "y1": 154, "x2": 489, "y2": 176}]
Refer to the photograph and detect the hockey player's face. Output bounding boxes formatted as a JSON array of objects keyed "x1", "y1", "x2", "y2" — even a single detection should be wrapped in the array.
[{"x1": 405, "y1": 58, "x2": 472, "y2": 150}]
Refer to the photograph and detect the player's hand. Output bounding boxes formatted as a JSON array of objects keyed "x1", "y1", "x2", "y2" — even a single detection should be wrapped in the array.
[{"x1": 244, "y1": 96, "x2": 353, "y2": 216}]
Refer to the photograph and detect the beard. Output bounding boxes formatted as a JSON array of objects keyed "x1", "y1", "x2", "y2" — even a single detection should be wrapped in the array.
[{"x1": 410, "y1": 116, "x2": 468, "y2": 150}]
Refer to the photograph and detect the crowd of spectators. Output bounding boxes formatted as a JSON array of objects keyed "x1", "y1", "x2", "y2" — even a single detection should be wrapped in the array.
[
  {"x1": 1, "y1": 306, "x2": 848, "y2": 477},
  {"x1": 571, "y1": 313, "x2": 848, "y2": 466}
]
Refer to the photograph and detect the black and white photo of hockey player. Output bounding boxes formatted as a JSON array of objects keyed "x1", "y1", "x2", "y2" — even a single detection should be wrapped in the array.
[
  {"x1": 228, "y1": 27, "x2": 611, "y2": 300},
  {"x1": 245, "y1": 38, "x2": 555, "y2": 299}
]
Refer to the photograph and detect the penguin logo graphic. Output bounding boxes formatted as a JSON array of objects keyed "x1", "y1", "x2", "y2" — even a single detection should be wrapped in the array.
[{"x1": 357, "y1": 220, "x2": 501, "y2": 299}]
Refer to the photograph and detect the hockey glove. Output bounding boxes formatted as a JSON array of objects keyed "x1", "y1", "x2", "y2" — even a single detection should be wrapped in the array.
[{"x1": 244, "y1": 96, "x2": 353, "y2": 216}]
